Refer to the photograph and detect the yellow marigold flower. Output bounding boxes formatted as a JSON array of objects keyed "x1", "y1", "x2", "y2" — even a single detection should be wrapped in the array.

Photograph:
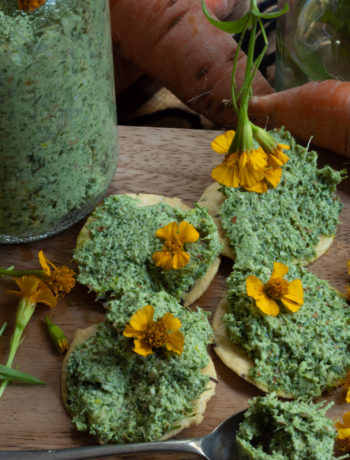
[
  {"x1": 336, "y1": 412, "x2": 350, "y2": 441},
  {"x1": 211, "y1": 131, "x2": 267, "y2": 189},
  {"x1": 152, "y1": 221, "x2": 199, "y2": 270},
  {"x1": 252, "y1": 125, "x2": 290, "y2": 169},
  {"x1": 7, "y1": 275, "x2": 56, "y2": 308},
  {"x1": 246, "y1": 262, "x2": 304, "y2": 316},
  {"x1": 123, "y1": 305, "x2": 184, "y2": 357},
  {"x1": 211, "y1": 128, "x2": 289, "y2": 192},
  {"x1": 335, "y1": 412, "x2": 350, "y2": 455},
  {"x1": 347, "y1": 260, "x2": 350, "y2": 274},
  {"x1": 38, "y1": 250, "x2": 75, "y2": 298},
  {"x1": 18, "y1": 0, "x2": 47, "y2": 11}
]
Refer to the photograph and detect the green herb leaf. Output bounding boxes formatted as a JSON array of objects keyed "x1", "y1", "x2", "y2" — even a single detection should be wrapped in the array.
[
  {"x1": 0, "y1": 364, "x2": 45, "y2": 385},
  {"x1": 0, "y1": 323, "x2": 6, "y2": 338},
  {"x1": 201, "y1": 0, "x2": 251, "y2": 34},
  {"x1": 258, "y1": 3, "x2": 289, "y2": 20}
]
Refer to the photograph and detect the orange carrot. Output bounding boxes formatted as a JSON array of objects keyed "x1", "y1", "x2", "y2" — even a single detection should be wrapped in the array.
[
  {"x1": 249, "y1": 80, "x2": 350, "y2": 157},
  {"x1": 109, "y1": 0, "x2": 273, "y2": 125}
]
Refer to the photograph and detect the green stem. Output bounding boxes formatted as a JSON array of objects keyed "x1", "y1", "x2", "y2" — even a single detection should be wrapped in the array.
[
  {"x1": 0, "y1": 267, "x2": 45, "y2": 278},
  {"x1": 0, "y1": 298, "x2": 36, "y2": 399},
  {"x1": 231, "y1": 27, "x2": 247, "y2": 112}
]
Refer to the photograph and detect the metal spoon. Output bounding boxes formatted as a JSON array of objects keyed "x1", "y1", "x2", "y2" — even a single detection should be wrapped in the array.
[{"x1": 0, "y1": 409, "x2": 246, "y2": 460}]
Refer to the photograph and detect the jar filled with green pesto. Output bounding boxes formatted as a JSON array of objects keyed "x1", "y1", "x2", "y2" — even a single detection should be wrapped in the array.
[{"x1": 0, "y1": 0, "x2": 118, "y2": 243}]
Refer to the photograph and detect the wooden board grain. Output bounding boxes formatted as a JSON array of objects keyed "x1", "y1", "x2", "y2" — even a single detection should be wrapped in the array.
[{"x1": 0, "y1": 125, "x2": 349, "y2": 458}]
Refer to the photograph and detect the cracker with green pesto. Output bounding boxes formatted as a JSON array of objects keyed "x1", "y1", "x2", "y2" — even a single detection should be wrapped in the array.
[
  {"x1": 74, "y1": 193, "x2": 222, "y2": 307},
  {"x1": 236, "y1": 393, "x2": 336, "y2": 460},
  {"x1": 62, "y1": 291, "x2": 217, "y2": 444},
  {"x1": 198, "y1": 130, "x2": 344, "y2": 265},
  {"x1": 212, "y1": 264, "x2": 350, "y2": 400}
]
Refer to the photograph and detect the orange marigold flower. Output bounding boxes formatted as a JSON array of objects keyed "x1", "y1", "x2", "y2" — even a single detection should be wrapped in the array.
[
  {"x1": 123, "y1": 305, "x2": 184, "y2": 357},
  {"x1": 210, "y1": 130, "x2": 285, "y2": 192},
  {"x1": 18, "y1": 0, "x2": 47, "y2": 12},
  {"x1": 152, "y1": 221, "x2": 199, "y2": 270},
  {"x1": 246, "y1": 262, "x2": 304, "y2": 316},
  {"x1": 252, "y1": 125, "x2": 290, "y2": 170},
  {"x1": 7, "y1": 275, "x2": 56, "y2": 308},
  {"x1": 335, "y1": 411, "x2": 350, "y2": 455},
  {"x1": 38, "y1": 250, "x2": 75, "y2": 298}
]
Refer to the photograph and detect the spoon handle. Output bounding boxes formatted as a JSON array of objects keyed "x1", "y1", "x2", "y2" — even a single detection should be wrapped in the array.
[{"x1": 0, "y1": 439, "x2": 206, "y2": 460}]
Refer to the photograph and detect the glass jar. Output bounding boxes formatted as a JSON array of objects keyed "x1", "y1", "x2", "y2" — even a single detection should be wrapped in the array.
[
  {"x1": 275, "y1": 0, "x2": 350, "y2": 90},
  {"x1": 0, "y1": 0, "x2": 118, "y2": 243}
]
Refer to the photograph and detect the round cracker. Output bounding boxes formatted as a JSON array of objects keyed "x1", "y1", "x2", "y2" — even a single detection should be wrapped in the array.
[
  {"x1": 76, "y1": 193, "x2": 221, "y2": 307},
  {"x1": 212, "y1": 296, "x2": 293, "y2": 399},
  {"x1": 198, "y1": 182, "x2": 335, "y2": 264},
  {"x1": 62, "y1": 323, "x2": 217, "y2": 442}
]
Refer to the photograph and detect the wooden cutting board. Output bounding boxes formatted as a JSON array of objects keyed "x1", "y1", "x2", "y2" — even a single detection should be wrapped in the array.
[{"x1": 0, "y1": 125, "x2": 349, "y2": 458}]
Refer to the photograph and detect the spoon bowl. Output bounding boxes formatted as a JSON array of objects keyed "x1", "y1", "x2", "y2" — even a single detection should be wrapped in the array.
[{"x1": 0, "y1": 410, "x2": 246, "y2": 460}]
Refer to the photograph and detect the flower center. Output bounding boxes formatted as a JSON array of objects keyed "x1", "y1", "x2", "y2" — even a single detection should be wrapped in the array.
[
  {"x1": 164, "y1": 236, "x2": 183, "y2": 254},
  {"x1": 47, "y1": 266, "x2": 76, "y2": 297},
  {"x1": 144, "y1": 320, "x2": 168, "y2": 348},
  {"x1": 264, "y1": 278, "x2": 289, "y2": 299}
]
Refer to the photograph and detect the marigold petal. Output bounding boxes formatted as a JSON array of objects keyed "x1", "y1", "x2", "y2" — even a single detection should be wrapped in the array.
[
  {"x1": 123, "y1": 324, "x2": 144, "y2": 338},
  {"x1": 246, "y1": 276, "x2": 265, "y2": 299},
  {"x1": 211, "y1": 160, "x2": 240, "y2": 188},
  {"x1": 129, "y1": 305, "x2": 154, "y2": 331},
  {"x1": 284, "y1": 279, "x2": 304, "y2": 304},
  {"x1": 244, "y1": 180, "x2": 268, "y2": 193},
  {"x1": 226, "y1": 152, "x2": 239, "y2": 166},
  {"x1": 346, "y1": 389, "x2": 350, "y2": 404},
  {"x1": 162, "y1": 312, "x2": 181, "y2": 332},
  {"x1": 36, "y1": 284, "x2": 57, "y2": 308},
  {"x1": 177, "y1": 221, "x2": 199, "y2": 243},
  {"x1": 255, "y1": 296, "x2": 280, "y2": 316},
  {"x1": 166, "y1": 330, "x2": 184, "y2": 354},
  {"x1": 239, "y1": 151, "x2": 248, "y2": 169},
  {"x1": 155, "y1": 221, "x2": 178, "y2": 240},
  {"x1": 211, "y1": 130, "x2": 235, "y2": 154},
  {"x1": 133, "y1": 339, "x2": 153, "y2": 357},
  {"x1": 342, "y1": 412, "x2": 350, "y2": 426},
  {"x1": 247, "y1": 149, "x2": 267, "y2": 171},
  {"x1": 270, "y1": 262, "x2": 289, "y2": 280},
  {"x1": 264, "y1": 167, "x2": 282, "y2": 188},
  {"x1": 38, "y1": 250, "x2": 52, "y2": 276},
  {"x1": 152, "y1": 251, "x2": 174, "y2": 271},
  {"x1": 268, "y1": 151, "x2": 289, "y2": 169},
  {"x1": 281, "y1": 297, "x2": 302, "y2": 313},
  {"x1": 278, "y1": 143, "x2": 290, "y2": 151},
  {"x1": 172, "y1": 251, "x2": 190, "y2": 269},
  {"x1": 240, "y1": 164, "x2": 265, "y2": 188}
]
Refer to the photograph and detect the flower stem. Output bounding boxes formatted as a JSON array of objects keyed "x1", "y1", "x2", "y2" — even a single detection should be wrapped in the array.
[
  {"x1": 0, "y1": 298, "x2": 36, "y2": 399},
  {"x1": 0, "y1": 267, "x2": 45, "y2": 278}
]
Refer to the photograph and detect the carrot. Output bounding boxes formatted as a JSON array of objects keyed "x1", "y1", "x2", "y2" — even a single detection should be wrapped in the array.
[
  {"x1": 248, "y1": 80, "x2": 350, "y2": 157},
  {"x1": 109, "y1": 0, "x2": 273, "y2": 126}
]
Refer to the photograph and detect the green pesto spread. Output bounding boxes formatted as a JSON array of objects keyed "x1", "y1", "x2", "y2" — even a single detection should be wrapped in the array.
[
  {"x1": 220, "y1": 129, "x2": 344, "y2": 265},
  {"x1": 224, "y1": 263, "x2": 350, "y2": 399},
  {"x1": 65, "y1": 291, "x2": 213, "y2": 444},
  {"x1": 74, "y1": 195, "x2": 222, "y2": 301},
  {"x1": 236, "y1": 394, "x2": 336, "y2": 460},
  {"x1": 0, "y1": 0, "x2": 118, "y2": 241}
]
